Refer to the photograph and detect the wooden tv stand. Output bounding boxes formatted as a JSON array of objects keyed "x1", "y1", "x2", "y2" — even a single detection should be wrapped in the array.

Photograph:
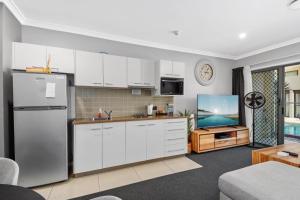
[{"x1": 191, "y1": 126, "x2": 249, "y2": 153}]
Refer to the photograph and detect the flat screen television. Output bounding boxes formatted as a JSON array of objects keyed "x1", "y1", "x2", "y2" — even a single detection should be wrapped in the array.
[{"x1": 197, "y1": 95, "x2": 239, "y2": 128}]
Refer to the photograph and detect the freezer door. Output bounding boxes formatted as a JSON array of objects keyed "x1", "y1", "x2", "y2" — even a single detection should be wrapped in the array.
[
  {"x1": 14, "y1": 109, "x2": 68, "y2": 187},
  {"x1": 13, "y1": 73, "x2": 67, "y2": 107}
]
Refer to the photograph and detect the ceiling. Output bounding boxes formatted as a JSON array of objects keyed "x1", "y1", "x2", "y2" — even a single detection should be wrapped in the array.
[{"x1": 3, "y1": 0, "x2": 300, "y2": 59}]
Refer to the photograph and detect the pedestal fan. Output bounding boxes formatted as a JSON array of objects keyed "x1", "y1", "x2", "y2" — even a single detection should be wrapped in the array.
[{"x1": 244, "y1": 91, "x2": 266, "y2": 147}]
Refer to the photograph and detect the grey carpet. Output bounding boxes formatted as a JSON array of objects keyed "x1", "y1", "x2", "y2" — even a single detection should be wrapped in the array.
[{"x1": 72, "y1": 146, "x2": 253, "y2": 200}]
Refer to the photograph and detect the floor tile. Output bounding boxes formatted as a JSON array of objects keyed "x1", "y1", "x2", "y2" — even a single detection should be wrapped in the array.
[
  {"x1": 133, "y1": 161, "x2": 173, "y2": 180},
  {"x1": 99, "y1": 167, "x2": 141, "y2": 191},
  {"x1": 164, "y1": 156, "x2": 202, "y2": 173},
  {"x1": 48, "y1": 174, "x2": 100, "y2": 200},
  {"x1": 33, "y1": 185, "x2": 52, "y2": 199}
]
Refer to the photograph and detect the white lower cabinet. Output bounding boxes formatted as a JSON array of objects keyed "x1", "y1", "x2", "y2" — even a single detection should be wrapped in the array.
[
  {"x1": 102, "y1": 122, "x2": 126, "y2": 168},
  {"x1": 146, "y1": 121, "x2": 164, "y2": 160},
  {"x1": 126, "y1": 121, "x2": 147, "y2": 163},
  {"x1": 73, "y1": 118, "x2": 187, "y2": 174},
  {"x1": 73, "y1": 124, "x2": 102, "y2": 174}
]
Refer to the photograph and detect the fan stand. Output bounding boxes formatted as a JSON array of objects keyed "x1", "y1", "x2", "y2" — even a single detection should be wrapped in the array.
[{"x1": 248, "y1": 106, "x2": 265, "y2": 148}]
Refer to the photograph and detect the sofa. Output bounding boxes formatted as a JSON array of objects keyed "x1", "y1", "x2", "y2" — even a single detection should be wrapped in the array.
[{"x1": 218, "y1": 161, "x2": 300, "y2": 200}]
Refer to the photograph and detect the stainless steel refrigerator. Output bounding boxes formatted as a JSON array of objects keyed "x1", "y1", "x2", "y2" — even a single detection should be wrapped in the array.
[{"x1": 13, "y1": 72, "x2": 68, "y2": 187}]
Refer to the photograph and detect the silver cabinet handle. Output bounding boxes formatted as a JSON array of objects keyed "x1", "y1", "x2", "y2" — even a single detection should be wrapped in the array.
[
  {"x1": 148, "y1": 124, "x2": 156, "y2": 126},
  {"x1": 90, "y1": 128, "x2": 102, "y2": 131},
  {"x1": 144, "y1": 83, "x2": 151, "y2": 85},
  {"x1": 103, "y1": 127, "x2": 113, "y2": 130},
  {"x1": 167, "y1": 121, "x2": 185, "y2": 124},
  {"x1": 167, "y1": 128, "x2": 185, "y2": 132},
  {"x1": 92, "y1": 83, "x2": 102, "y2": 85},
  {"x1": 167, "y1": 137, "x2": 185, "y2": 141},
  {"x1": 133, "y1": 82, "x2": 142, "y2": 85},
  {"x1": 137, "y1": 124, "x2": 147, "y2": 127},
  {"x1": 105, "y1": 83, "x2": 113, "y2": 85},
  {"x1": 167, "y1": 148, "x2": 184, "y2": 153}
]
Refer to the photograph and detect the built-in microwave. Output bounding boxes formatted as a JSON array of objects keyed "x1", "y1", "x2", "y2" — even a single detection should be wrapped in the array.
[{"x1": 160, "y1": 77, "x2": 184, "y2": 95}]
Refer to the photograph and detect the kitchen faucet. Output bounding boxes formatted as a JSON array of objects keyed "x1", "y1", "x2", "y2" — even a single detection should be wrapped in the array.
[{"x1": 105, "y1": 110, "x2": 112, "y2": 120}]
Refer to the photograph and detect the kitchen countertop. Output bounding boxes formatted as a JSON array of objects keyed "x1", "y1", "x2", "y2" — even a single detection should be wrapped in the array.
[{"x1": 73, "y1": 115, "x2": 187, "y2": 125}]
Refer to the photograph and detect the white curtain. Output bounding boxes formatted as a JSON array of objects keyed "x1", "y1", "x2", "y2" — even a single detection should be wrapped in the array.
[{"x1": 243, "y1": 66, "x2": 253, "y2": 142}]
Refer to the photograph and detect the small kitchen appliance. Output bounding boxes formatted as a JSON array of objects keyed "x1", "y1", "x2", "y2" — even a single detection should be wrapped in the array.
[{"x1": 147, "y1": 104, "x2": 154, "y2": 116}]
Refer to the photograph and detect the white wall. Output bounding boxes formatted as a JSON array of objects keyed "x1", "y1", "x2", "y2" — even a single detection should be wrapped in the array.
[
  {"x1": 236, "y1": 43, "x2": 300, "y2": 69},
  {"x1": 22, "y1": 26, "x2": 235, "y2": 114},
  {"x1": 2, "y1": 5, "x2": 21, "y2": 157}
]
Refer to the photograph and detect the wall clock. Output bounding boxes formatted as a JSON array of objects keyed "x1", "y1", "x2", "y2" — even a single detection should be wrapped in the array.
[{"x1": 194, "y1": 60, "x2": 216, "y2": 86}]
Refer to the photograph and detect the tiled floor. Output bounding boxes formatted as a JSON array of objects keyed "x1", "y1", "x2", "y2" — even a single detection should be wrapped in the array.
[{"x1": 33, "y1": 156, "x2": 201, "y2": 200}]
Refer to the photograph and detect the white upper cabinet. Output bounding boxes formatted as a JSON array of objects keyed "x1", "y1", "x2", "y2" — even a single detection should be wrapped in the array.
[
  {"x1": 127, "y1": 58, "x2": 143, "y2": 86},
  {"x1": 158, "y1": 60, "x2": 185, "y2": 78},
  {"x1": 172, "y1": 61, "x2": 185, "y2": 78},
  {"x1": 127, "y1": 58, "x2": 155, "y2": 87},
  {"x1": 13, "y1": 42, "x2": 47, "y2": 70},
  {"x1": 12, "y1": 42, "x2": 75, "y2": 74},
  {"x1": 159, "y1": 60, "x2": 173, "y2": 77},
  {"x1": 47, "y1": 46, "x2": 75, "y2": 74},
  {"x1": 103, "y1": 54, "x2": 127, "y2": 88},
  {"x1": 142, "y1": 60, "x2": 155, "y2": 87},
  {"x1": 75, "y1": 50, "x2": 103, "y2": 87}
]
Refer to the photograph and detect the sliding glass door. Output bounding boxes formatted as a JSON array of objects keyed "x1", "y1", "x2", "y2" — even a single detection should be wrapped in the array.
[{"x1": 252, "y1": 67, "x2": 284, "y2": 146}]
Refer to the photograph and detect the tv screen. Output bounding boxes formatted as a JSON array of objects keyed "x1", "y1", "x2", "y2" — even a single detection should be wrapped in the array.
[{"x1": 197, "y1": 95, "x2": 239, "y2": 128}]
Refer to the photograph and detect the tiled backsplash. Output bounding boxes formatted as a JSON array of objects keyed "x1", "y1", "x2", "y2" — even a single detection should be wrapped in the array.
[{"x1": 75, "y1": 87, "x2": 173, "y2": 118}]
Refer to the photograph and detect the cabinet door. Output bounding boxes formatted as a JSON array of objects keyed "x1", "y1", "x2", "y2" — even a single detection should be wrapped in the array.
[
  {"x1": 172, "y1": 61, "x2": 185, "y2": 78},
  {"x1": 127, "y1": 58, "x2": 143, "y2": 86},
  {"x1": 47, "y1": 47, "x2": 75, "y2": 74},
  {"x1": 146, "y1": 121, "x2": 164, "y2": 160},
  {"x1": 126, "y1": 121, "x2": 147, "y2": 163},
  {"x1": 103, "y1": 54, "x2": 127, "y2": 88},
  {"x1": 73, "y1": 124, "x2": 102, "y2": 174},
  {"x1": 13, "y1": 42, "x2": 47, "y2": 70},
  {"x1": 159, "y1": 60, "x2": 173, "y2": 77},
  {"x1": 75, "y1": 50, "x2": 103, "y2": 86},
  {"x1": 102, "y1": 122, "x2": 126, "y2": 168},
  {"x1": 142, "y1": 60, "x2": 155, "y2": 87}
]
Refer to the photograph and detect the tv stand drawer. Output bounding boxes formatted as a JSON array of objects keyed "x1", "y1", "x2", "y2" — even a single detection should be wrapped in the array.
[
  {"x1": 215, "y1": 137, "x2": 236, "y2": 148},
  {"x1": 199, "y1": 135, "x2": 214, "y2": 150}
]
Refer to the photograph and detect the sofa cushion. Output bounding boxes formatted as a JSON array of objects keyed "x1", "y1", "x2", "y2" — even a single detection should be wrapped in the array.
[{"x1": 219, "y1": 161, "x2": 300, "y2": 200}]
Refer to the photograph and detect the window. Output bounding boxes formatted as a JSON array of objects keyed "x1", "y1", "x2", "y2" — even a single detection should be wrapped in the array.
[{"x1": 285, "y1": 70, "x2": 298, "y2": 77}]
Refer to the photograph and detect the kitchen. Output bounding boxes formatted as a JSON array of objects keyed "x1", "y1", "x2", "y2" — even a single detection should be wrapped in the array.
[{"x1": 11, "y1": 42, "x2": 188, "y2": 188}]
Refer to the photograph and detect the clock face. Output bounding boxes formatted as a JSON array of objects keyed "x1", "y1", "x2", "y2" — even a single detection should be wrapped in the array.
[
  {"x1": 199, "y1": 64, "x2": 213, "y2": 81},
  {"x1": 195, "y1": 60, "x2": 216, "y2": 86}
]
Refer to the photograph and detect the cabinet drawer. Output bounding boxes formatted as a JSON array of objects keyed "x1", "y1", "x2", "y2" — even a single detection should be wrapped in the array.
[
  {"x1": 215, "y1": 138, "x2": 236, "y2": 148},
  {"x1": 165, "y1": 131, "x2": 186, "y2": 140},
  {"x1": 199, "y1": 135, "x2": 214, "y2": 150},
  {"x1": 165, "y1": 142, "x2": 187, "y2": 156},
  {"x1": 237, "y1": 130, "x2": 249, "y2": 144},
  {"x1": 165, "y1": 137, "x2": 186, "y2": 145},
  {"x1": 165, "y1": 119, "x2": 187, "y2": 129}
]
